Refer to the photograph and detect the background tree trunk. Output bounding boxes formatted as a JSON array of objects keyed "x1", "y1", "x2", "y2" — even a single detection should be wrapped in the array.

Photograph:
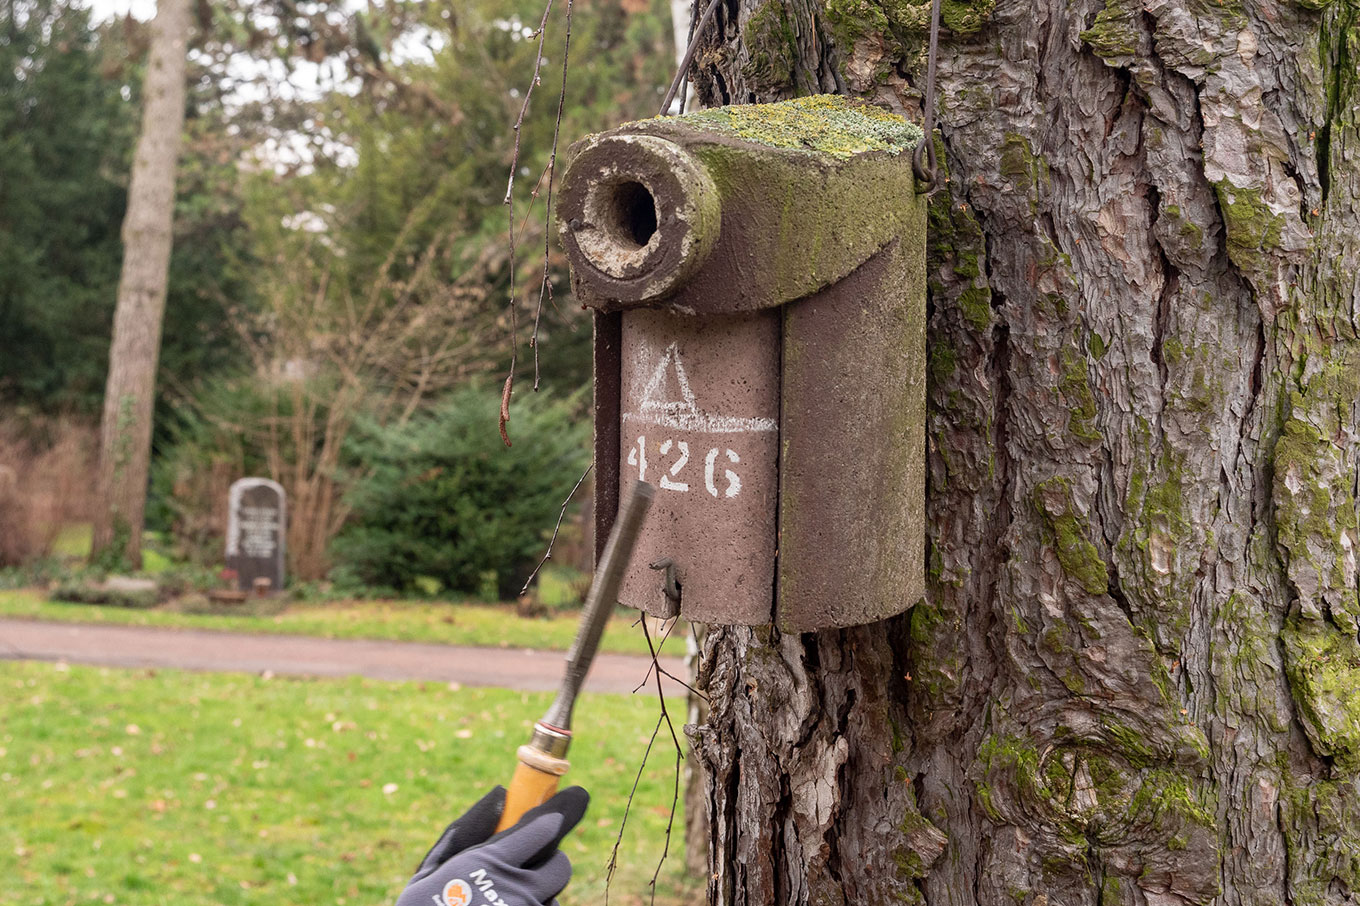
[
  {"x1": 687, "y1": 1, "x2": 1360, "y2": 903},
  {"x1": 91, "y1": 0, "x2": 190, "y2": 568}
]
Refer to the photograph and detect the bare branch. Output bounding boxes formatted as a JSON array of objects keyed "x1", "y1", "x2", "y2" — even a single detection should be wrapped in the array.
[
  {"x1": 520, "y1": 461, "x2": 593, "y2": 596},
  {"x1": 605, "y1": 713, "x2": 662, "y2": 906},
  {"x1": 531, "y1": 0, "x2": 575, "y2": 390},
  {"x1": 500, "y1": 0, "x2": 559, "y2": 445},
  {"x1": 640, "y1": 615, "x2": 685, "y2": 906},
  {"x1": 605, "y1": 615, "x2": 688, "y2": 904}
]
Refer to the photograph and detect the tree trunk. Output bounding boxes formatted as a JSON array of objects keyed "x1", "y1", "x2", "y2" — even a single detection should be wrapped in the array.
[
  {"x1": 687, "y1": 1, "x2": 1360, "y2": 903},
  {"x1": 91, "y1": 0, "x2": 190, "y2": 568}
]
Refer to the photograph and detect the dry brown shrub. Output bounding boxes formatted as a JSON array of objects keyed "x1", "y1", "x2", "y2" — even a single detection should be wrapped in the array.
[
  {"x1": 0, "y1": 417, "x2": 97, "y2": 566},
  {"x1": 159, "y1": 451, "x2": 240, "y2": 565}
]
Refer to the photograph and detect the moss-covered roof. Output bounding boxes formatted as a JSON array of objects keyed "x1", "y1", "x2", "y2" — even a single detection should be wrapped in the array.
[{"x1": 676, "y1": 95, "x2": 924, "y2": 159}]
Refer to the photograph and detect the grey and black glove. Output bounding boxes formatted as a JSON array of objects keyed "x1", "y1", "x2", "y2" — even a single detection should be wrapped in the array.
[{"x1": 396, "y1": 786, "x2": 589, "y2": 906}]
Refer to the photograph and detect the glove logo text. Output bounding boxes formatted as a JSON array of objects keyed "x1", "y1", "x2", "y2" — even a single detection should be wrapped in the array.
[
  {"x1": 437, "y1": 878, "x2": 472, "y2": 906},
  {"x1": 469, "y1": 867, "x2": 512, "y2": 906}
]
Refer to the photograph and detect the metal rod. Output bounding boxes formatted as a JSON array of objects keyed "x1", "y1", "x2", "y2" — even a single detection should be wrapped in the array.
[
  {"x1": 540, "y1": 480, "x2": 655, "y2": 734},
  {"x1": 658, "y1": 0, "x2": 721, "y2": 115},
  {"x1": 913, "y1": 0, "x2": 942, "y2": 192}
]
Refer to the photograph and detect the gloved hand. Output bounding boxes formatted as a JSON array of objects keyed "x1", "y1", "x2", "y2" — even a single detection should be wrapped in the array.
[{"x1": 396, "y1": 786, "x2": 589, "y2": 906}]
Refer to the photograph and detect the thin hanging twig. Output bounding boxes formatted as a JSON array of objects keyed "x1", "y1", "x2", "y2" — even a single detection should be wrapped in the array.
[
  {"x1": 658, "y1": 0, "x2": 721, "y2": 115},
  {"x1": 602, "y1": 620, "x2": 687, "y2": 906},
  {"x1": 676, "y1": 0, "x2": 699, "y2": 115},
  {"x1": 500, "y1": 0, "x2": 558, "y2": 446},
  {"x1": 639, "y1": 616, "x2": 685, "y2": 906},
  {"x1": 530, "y1": 0, "x2": 575, "y2": 391},
  {"x1": 603, "y1": 610, "x2": 699, "y2": 904},
  {"x1": 604, "y1": 713, "x2": 662, "y2": 906},
  {"x1": 645, "y1": 663, "x2": 708, "y2": 700},
  {"x1": 631, "y1": 615, "x2": 708, "y2": 700},
  {"x1": 519, "y1": 461, "x2": 593, "y2": 597}
]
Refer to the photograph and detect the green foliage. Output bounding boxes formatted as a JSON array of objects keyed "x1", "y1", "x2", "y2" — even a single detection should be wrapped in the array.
[
  {"x1": 0, "y1": 557, "x2": 68, "y2": 590},
  {"x1": 150, "y1": 562, "x2": 224, "y2": 597},
  {"x1": 49, "y1": 582, "x2": 158, "y2": 609},
  {"x1": 244, "y1": 0, "x2": 677, "y2": 398},
  {"x1": 0, "y1": 1, "x2": 253, "y2": 415},
  {"x1": 0, "y1": 1, "x2": 131, "y2": 409},
  {"x1": 332, "y1": 387, "x2": 589, "y2": 598},
  {"x1": 88, "y1": 516, "x2": 136, "y2": 575}
]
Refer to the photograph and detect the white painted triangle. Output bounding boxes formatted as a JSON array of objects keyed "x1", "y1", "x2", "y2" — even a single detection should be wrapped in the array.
[{"x1": 624, "y1": 342, "x2": 776, "y2": 434}]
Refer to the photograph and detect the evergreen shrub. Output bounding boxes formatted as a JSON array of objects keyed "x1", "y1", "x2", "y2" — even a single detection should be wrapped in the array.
[{"x1": 331, "y1": 386, "x2": 589, "y2": 599}]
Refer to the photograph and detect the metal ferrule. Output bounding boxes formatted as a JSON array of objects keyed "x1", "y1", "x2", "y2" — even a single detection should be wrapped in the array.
[{"x1": 528, "y1": 722, "x2": 573, "y2": 759}]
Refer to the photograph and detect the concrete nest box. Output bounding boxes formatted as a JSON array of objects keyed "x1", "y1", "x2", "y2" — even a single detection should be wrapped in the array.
[{"x1": 560, "y1": 96, "x2": 928, "y2": 633}]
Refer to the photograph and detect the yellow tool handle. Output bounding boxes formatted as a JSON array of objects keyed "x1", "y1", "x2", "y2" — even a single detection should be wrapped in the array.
[{"x1": 496, "y1": 745, "x2": 570, "y2": 832}]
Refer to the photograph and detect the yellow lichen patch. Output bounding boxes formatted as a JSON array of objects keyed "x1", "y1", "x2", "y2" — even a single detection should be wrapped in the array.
[{"x1": 682, "y1": 95, "x2": 923, "y2": 158}]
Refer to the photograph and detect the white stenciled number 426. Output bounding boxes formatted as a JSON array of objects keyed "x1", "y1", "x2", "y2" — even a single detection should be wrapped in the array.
[{"x1": 628, "y1": 435, "x2": 740, "y2": 498}]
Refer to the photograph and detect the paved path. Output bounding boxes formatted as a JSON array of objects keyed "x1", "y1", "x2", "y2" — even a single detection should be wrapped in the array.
[{"x1": 0, "y1": 618, "x2": 688, "y2": 696}]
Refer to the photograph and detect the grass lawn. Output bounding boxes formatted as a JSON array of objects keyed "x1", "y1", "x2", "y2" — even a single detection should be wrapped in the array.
[
  {"x1": 0, "y1": 590, "x2": 687, "y2": 659},
  {"x1": 0, "y1": 660, "x2": 696, "y2": 906}
]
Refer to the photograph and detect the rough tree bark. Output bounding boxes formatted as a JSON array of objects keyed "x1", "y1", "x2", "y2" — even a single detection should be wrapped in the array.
[
  {"x1": 91, "y1": 0, "x2": 191, "y2": 568},
  {"x1": 686, "y1": 0, "x2": 1360, "y2": 903}
]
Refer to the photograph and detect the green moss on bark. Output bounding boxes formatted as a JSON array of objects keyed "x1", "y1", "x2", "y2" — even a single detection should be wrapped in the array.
[
  {"x1": 889, "y1": 782, "x2": 946, "y2": 894},
  {"x1": 1060, "y1": 349, "x2": 1102, "y2": 443},
  {"x1": 1214, "y1": 181, "x2": 1288, "y2": 274},
  {"x1": 1081, "y1": 0, "x2": 1141, "y2": 61},
  {"x1": 928, "y1": 343, "x2": 957, "y2": 386},
  {"x1": 741, "y1": 1, "x2": 799, "y2": 93},
  {"x1": 1272, "y1": 349, "x2": 1360, "y2": 630},
  {"x1": 1034, "y1": 477, "x2": 1109, "y2": 595},
  {"x1": 998, "y1": 132, "x2": 1043, "y2": 191},
  {"x1": 958, "y1": 285, "x2": 993, "y2": 331},
  {"x1": 1282, "y1": 614, "x2": 1360, "y2": 769},
  {"x1": 822, "y1": 0, "x2": 996, "y2": 52},
  {"x1": 907, "y1": 601, "x2": 962, "y2": 698},
  {"x1": 1129, "y1": 770, "x2": 1216, "y2": 827}
]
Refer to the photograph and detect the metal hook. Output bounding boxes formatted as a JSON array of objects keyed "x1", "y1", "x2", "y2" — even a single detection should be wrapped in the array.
[
  {"x1": 649, "y1": 557, "x2": 681, "y2": 605},
  {"x1": 913, "y1": 139, "x2": 939, "y2": 195},
  {"x1": 913, "y1": 0, "x2": 942, "y2": 195}
]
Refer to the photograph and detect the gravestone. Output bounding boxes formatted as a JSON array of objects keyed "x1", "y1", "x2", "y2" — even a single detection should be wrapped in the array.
[{"x1": 226, "y1": 478, "x2": 286, "y2": 594}]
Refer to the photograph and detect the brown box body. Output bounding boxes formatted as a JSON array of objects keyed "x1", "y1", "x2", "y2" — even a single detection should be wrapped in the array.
[{"x1": 563, "y1": 98, "x2": 927, "y2": 632}]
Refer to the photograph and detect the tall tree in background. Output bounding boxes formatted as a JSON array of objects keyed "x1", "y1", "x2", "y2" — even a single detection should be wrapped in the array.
[
  {"x1": 683, "y1": 1, "x2": 1360, "y2": 903},
  {"x1": 91, "y1": 0, "x2": 190, "y2": 567}
]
